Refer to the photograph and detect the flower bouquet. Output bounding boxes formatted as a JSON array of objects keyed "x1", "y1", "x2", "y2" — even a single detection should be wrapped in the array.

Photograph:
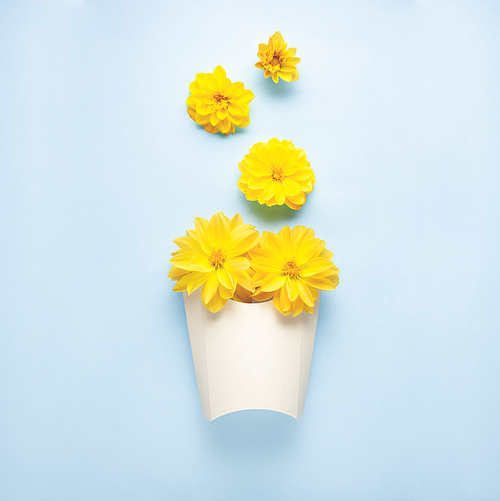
[
  {"x1": 169, "y1": 213, "x2": 339, "y2": 420},
  {"x1": 174, "y1": 32, "x2": 339, "y2": 420}
]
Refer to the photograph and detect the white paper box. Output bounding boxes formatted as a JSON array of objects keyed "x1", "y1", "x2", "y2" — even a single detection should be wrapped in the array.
[{"x1": 183, "y1": 289, "x2": 320, "y2": 421}]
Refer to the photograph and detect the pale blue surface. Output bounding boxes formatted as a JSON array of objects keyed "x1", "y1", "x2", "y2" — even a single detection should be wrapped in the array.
[{"x1": 1, "y1": 1, "x2": 500, "y2": 499}]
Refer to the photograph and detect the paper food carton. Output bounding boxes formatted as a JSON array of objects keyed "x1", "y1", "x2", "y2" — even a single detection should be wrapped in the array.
[{"x1": 183, "y1": 289, "x2": 320, "y2": 421}]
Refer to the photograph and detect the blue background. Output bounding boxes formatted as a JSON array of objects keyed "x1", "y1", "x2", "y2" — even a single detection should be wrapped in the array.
[{"x1": 1, "y1": 0, "x2": 499, "y2": 499}]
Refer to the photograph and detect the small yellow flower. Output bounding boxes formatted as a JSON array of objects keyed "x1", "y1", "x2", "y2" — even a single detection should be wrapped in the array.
[
  {"x1": 186, "y1": 66, "x2": 254, "y2": 135},
  {"x1": 237, "y1": 138, "x2": 315, "y2": 210},
  {"x1": 251, "y1": 226, "x2": 339, "y2": 316},
  {"x1": 255, "y1": 31, "x2": 300, "y2": 83},
  {"x1": 168, "y1": 213, "x2": 260, "y2": 313}
]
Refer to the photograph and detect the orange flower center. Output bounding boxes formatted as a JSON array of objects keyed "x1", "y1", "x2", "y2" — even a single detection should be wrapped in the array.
[
  {"x1": 212, "y1": 93, "x2": 230, "y2": 110},
  {"x1": 284, "y1": 261, "x2": 300, "y2": 279},
  {"x1": 272, "y1": 169, "x2": 285, "y2": 182},
  {"x1": 271, "y1": 56, "x2": 280, "y2": 66},
  {"x1": 209, "y1": 249, "x2": 227, "y2": 268}
]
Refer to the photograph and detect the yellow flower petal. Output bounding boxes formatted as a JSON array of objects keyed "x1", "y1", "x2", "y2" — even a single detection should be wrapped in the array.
[
  {"x1": 225, "y1": 257, "x2": 251, "y2": 272},
  {"x1": 252, "y1": 289, "x2": 275, "y2": 302},
  {"x1": 217, "y1": 267, "x2": 234, "y2": 291},
  {"x1": 187, "y1": 272, "x2": 208, "y2": 295},
  {"x1": 251, "y1": 257, "x2": 284, "y2": 274},
  {"x1": 299, "y1": 257, "x2": 334, "y2": 277},
  {"x1": 172, "y1": 273, "x2": 191, "y2": 292},
  {"x1": 281, "y1": 178, "x2": 301, "y2": 197},
  {"x1": 261, "y1": 273, "x2": 287, "y2": 292},
  {"x1": 248, "y1": 177, "x2": 272, "y2": 190},
  {"x1": 247, "y1": 162, "x2": 273, "y2": 177},
  {"x1": 292, "y1": 297, "x2": 304, "y2": 317},
  {"x1": 301, "y1": 275, "x2": 339, "y2": 291},
  {"x1": 170, "y1": 253, "x2": 196, "y2": 271},
  {"x1": 275, "y1": 183, "x2": 286, "y2": 205},
  {"x1": 167, "y1": 265, "x2": 187, "y2": 279},
  {"x1": 233, "y1": 284, "x2": 253, "y2": 303},
  {"x1": 213, "y1": 65, "x2": 226, "y2": 82},
  {"x1": 273, "y1": 290, "x2": 284, "y2": 313},
  {"x1": 202, "y1": 271, "x2": 219, "y2": 304},
  {"x1": 239, "y1": 89, "x2": 254, "y2": 103},
  {"x1": 229, "y1": 213, "x2": 244, "y2": 230},
  {"x1": 259, "y1": 181, "x2": 278, "y2": 203},
  {"x1": 228, "y1": 102, "x2": 246, "y2": 115},
  {"x1": 238, "y1": 114, "x2": 250, "y2": 128},
  {"x1": 236, "y1": 271, "x2": 253, "y2": 292},
  {"x1": 277, "y1": 71, "x2": 292, "y2": 82},
  {"x1": 218, "y1": 283, "x2": 234, "y2": 300},
  {"x1": 207, "y1": 212, "x2": 230, "y2": 249},
  {"x1": 194, "y1": 217, "x2": 211, "y2": 254},
  {"x1": 219, "y1": 117, "x2": 232, "y2": 134},
  {"x1": 172, "y1": 236, "x2": 204, "y2": 254},
  {"x1": 295, "y1": 239, "x2": 321, "y2": 264},
  {"x1": 194, "y1": 112, "x2": 210, "y2": 125},
  {"x1": 217, "y1": 108, "x2": 228, "y2": 120},
  {"x1": 230, "y1": 81, "x2": 244, "y2": 96},
  {"x1": 261, "y1": 232, "x2": 287, "y2": 261},
  {"x1": 189, "y1": 255, "x2": 215, "y2": 272},
  {"x1": 229, "y1": 232, "x2": 260, "y2": 255},
  {"x1": 210, "y1": 112, "x2": 219, "y2": 126},
  {"x1": 296, "y1": 279, "x2": 315, "y2": 307},
  {"x1": 280, "y1": 284, "x2": 291, "y2": 312},
  {"x1": 204, "y1": 292, "x2": 227, "y2": 313}
]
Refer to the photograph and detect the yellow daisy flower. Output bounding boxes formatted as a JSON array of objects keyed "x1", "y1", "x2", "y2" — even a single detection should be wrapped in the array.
[
  {"x1": 237, "y1": 138, "x2": 315, "y2": 210},
  {"x1": 168, "y1": 213, "x2": 260, "y2": 313},
  {"x1": 186, "y1": 66, "x2": 254, "y2": 135},
  {"x1": 251, "y1": 226, "x2": 339, "y2": 316},
  {"x1": 255, "y1": 31, "x2": 300, "y2": 83}
]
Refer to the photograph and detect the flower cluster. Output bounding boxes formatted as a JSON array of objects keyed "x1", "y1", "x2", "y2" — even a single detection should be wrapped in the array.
[
  {"x1": 255, "y1": 31, "x2": 300, "y2": 83},
  {"x1": 170, "y1": 213, "x2": 339, "y2": 315},
  {"x1": 186, "y1": 66, "x2": 254, "y2": 135},
  {"x1": 178, "y1": 34, "x2": 340, "y2": 316},
  {"x1": 238, "y1": 138, "x2": 315, "y2": 210},
  {"x1": 186, "y1": 33, "x2": 300, "y2": 136}
]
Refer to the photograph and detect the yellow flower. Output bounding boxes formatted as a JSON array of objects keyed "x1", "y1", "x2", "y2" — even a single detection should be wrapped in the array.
[
  {"x1": 186, "y1": 66, "x2": 254, "y2": 135},
  {"x1": 168, "y1": 213, "x2": 260, "y2": 313},
  {"x1": 237, "y1": 138, "x2": 315, "y2": 210},
  {"x1": 255, "y1": 31, "x2": 300, "y2": 83},
  {"x1": 251, "y1": 226, "x2": 339, "y2": 316}
]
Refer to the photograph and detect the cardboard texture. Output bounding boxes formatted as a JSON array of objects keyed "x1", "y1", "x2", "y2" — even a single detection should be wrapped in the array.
[{"x1": 183, "y1": 289, "x2": 320, "y2": 421}]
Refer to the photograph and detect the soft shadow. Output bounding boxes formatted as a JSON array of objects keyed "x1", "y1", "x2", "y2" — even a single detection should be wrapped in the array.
[
  {"x1": 191, "y1": 123, "x2": 247, "y2": 138},
  {"x1": 203, "y1": 409, "x2": 300, "y2": 457},
  {"x1": 212, "y1": 126, "x2": 249, "y2": 139},
  {"x1": 261, "y1": 76, "x2": 297, "y2": 97},
  {"x1": 245, "y1": 196, "x2": 301, "y2": 224},
  {"x1": 314, "y1": 293, "x2": 338, "y2": 349},
  {"x1": 232, "y1": 125, "x2": 249, "y2": 135}
]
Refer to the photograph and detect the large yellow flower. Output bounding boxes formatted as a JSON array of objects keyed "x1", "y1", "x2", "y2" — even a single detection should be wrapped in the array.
[
  {"x1": 186, "y1": 66, "x2": 254, "y2": 135},
  {"x1": 251, "y1": 226, "x2": 339, "y2": 316},
  {"x1": 168, "y1": 213, "x2": 260, "y2": 313},
  {"x1": 237, "y1": 138, "x2": 315, "y2": 210},
  {"x1": 255, "y1": 31, "x2": 300, "y2": 83}
]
